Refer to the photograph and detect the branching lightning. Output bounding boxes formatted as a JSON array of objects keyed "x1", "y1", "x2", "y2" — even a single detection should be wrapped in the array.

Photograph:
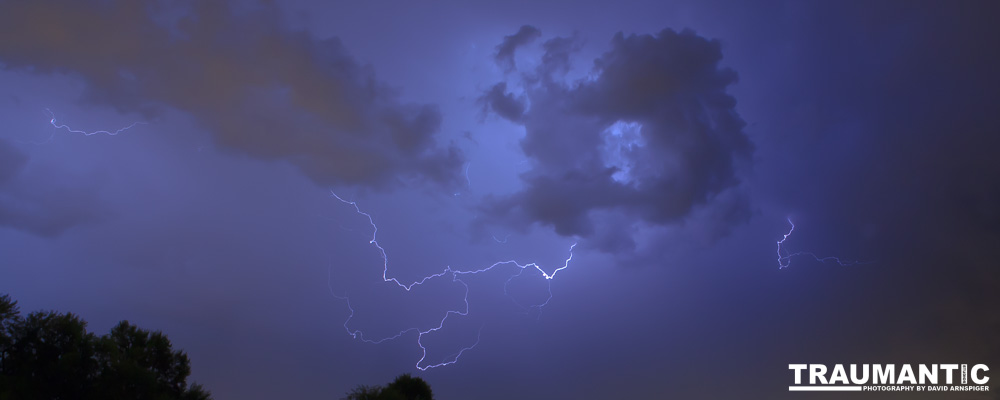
[
  {"x1": 328, "y1": 191, "x2": 577, "y2": 370},
  {"x1": 777, "y1": 218, "x2": 863, "y2": 269}
]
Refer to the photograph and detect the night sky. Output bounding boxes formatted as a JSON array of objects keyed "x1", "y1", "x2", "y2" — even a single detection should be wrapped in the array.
[{"x1": 1, "y1": 1, "x2": 999, "y2": 399}]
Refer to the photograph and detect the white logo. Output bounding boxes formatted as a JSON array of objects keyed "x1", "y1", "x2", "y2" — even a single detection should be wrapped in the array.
[{"x1": 788, "y1": 364, "x2": 990, "y2": 392}]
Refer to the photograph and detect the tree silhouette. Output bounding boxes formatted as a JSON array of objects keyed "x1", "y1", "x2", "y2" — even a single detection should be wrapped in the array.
[
  {"x1": 343, "y1": 384, "x2": 385, "y2": 400},
  {"x1": 0, "y1": 294, "x2": 20, "y2": 379},
  {"x1": 91, "y1": 321, "x2": 210, "y2": 400},
  {"x1": 0, "y1": 294, "x2": 211, "y2": 400},
  {"x1": 343, "y1": 374, "x2": 434, "y2": 400},
  {"x1": 385, "y1": 374, "x2": 433, "y2": 400},
  {"x1": 1, "y1": 309, "x2": 97, "y2": 398}
]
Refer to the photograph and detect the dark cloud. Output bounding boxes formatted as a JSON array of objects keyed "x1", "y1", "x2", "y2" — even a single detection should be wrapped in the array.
[
  {"x1": 476, "y1": 82, "x2": 526, "y2": 122},
  {"x1": 539, "y1": 35, "x2": 582, "y2": 76},
  {"x1": 0, "y1": 0, "x2": 463, "y2": 189},
  {"x1": 494, "y1": 25, "x2": 542, "y2": 72},
  {"x1": 0, "y1": 139, "x2": 107, "y2": 236},
  {"x1": 480, "y1": 28, "x2": 752, "y2": 254}
]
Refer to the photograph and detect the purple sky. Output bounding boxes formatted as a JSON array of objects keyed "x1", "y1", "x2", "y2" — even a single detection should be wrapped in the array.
[{"x1": 1, "y1": 1, "x2": 998, "y2": 399}]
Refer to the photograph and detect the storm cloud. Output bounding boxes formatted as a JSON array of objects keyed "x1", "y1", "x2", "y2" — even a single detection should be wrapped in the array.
[
  {"x1": 480, "y1": 28, "x2": 753, "y2": 254},
  {"x1": 494, "y1": 25, "x2": 542, "y2": 73},
  {"x1": 0, "y1": 0, "x2": 463, "y2": 189},
  {"x1": 476, "y1": 82, "x2": 527, "y2": 122}
]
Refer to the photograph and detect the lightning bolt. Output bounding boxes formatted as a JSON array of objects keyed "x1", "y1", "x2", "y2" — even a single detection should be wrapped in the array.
[
  {"x1": 45, "y1": 108, "x2": 145, "y2": 139},
  {"x1": 453, "y1": 163, "x2": 473, "y2": 197},
  {"x1": 328, "y1": 191, "x2": 576, "y2": 370},
  {"x1": 464, "y1": 162, "x2": 472, "y2": 188},
  {"x1": 777, "y1": 218, "x2": 863, "y2": 269}
]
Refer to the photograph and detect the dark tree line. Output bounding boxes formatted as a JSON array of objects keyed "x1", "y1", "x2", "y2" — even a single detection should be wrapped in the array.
[
  {"x1": 1, "y1": 293, "x2": 437, "y2": 400},
  {"x1": 342, "y1": 374, "x2": 434, "y2": 400},
  {"x1": 0, "y1": 294, "x2": 211, "y2": 400}
]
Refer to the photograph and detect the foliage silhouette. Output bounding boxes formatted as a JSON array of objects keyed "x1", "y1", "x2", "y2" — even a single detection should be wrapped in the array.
[
  {"x1": 343, "y1": 374, "x2": 434, "y2": 400},
  {"x1": 0, "y1": 294, "x2": 211, "y2": 400}
]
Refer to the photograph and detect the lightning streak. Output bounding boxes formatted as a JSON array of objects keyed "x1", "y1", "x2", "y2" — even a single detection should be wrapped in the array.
[
  {"x1": 464, "y1": 163, "x2": 471, "y2": 188},
  {"x1": 46, "y1": 108, "x2": 145, "y2": 138},
  {"x1": 328, "y1": 191, "x2": 576, "y2": 370},
  {"x1": 777, "y1": 218, "x2": 862, "y2": 269},
  {"x1": 491, "y1": 234, "x2": 510, "y2": 244}
]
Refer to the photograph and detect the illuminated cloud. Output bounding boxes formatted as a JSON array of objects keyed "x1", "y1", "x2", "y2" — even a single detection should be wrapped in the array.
[{"x1": 480, "y1": 28, "x2": 753, "y2": 254}]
